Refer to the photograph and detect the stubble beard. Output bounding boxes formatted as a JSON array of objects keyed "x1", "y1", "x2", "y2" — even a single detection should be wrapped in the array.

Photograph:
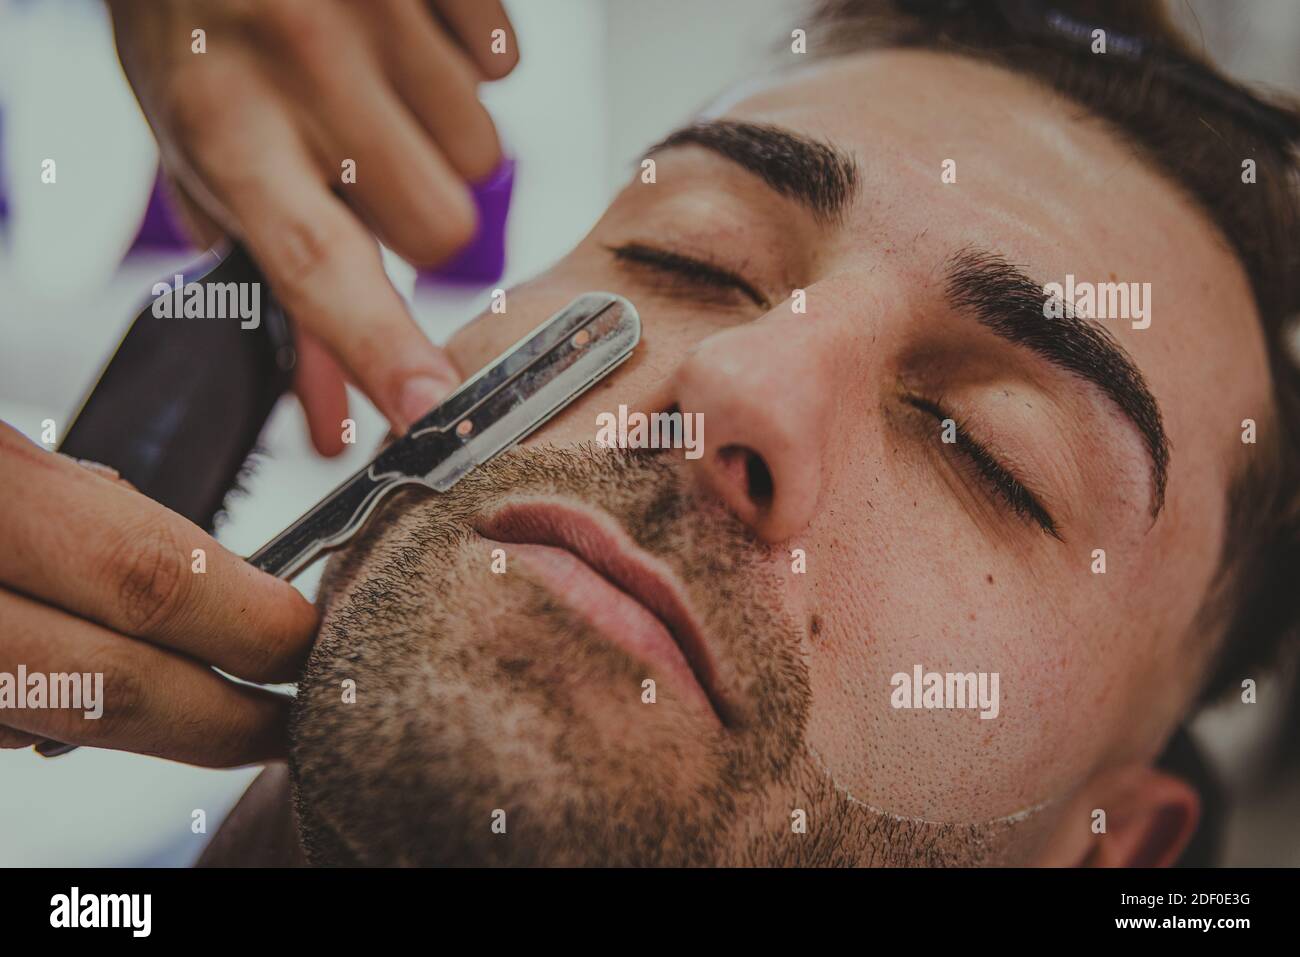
[{"x1": 289, "y1": 444, "x2": 1023, "y2": 866}]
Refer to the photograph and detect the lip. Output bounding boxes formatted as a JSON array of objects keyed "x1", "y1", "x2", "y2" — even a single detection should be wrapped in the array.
[{"x1": 475, "y1": 500, "x2": 730, "y2": 725}]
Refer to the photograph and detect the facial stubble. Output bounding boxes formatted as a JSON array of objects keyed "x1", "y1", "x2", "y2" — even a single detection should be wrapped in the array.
[{"x1": 289, "y1": 444, "x2": 1025, "y2": 865}]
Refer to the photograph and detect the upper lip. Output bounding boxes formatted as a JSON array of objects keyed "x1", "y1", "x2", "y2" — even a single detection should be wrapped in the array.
[{"x1": 474, "y1": 499, "x2": 732, "y2": 725}]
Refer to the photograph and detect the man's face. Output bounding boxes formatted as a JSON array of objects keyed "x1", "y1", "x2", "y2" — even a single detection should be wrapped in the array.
[{"x1": 289, "y1": 50, "x2": 1268, "y2": 865}]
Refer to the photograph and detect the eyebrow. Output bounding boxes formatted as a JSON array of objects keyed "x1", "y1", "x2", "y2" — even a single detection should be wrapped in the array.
[
  {"x1": 944, "y1": 249, "x2": 1171, "y2": 517},
  {"x1": 649, "y1": 119, "x2": 860, "y2": 222}
]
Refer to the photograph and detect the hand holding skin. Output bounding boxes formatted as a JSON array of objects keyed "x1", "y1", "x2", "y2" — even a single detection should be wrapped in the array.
[
  {"x1": 105, "y1": 0, "x2": 521, "y2": 450},
  {"x1": 0, "y1": 423, "x2": 319, "y2": 765}
]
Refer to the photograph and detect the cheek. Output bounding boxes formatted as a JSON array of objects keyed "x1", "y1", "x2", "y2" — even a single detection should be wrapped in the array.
[{"x1": 797, "y1": 468, "x2": 1117, "y2": 825}]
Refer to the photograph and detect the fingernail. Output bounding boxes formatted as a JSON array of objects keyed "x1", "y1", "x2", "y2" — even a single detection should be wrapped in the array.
[
  {"x1": 75, "y1": 458, "x2": 121, "y2": 481},
  {"x1": 398, "y1": 374, "x2": 456, "y2": 429}
]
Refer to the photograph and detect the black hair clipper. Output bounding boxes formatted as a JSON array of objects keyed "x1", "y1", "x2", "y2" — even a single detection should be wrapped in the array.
[
  {"x1": 36, "y1": 243, "x2": 295, "y2": 756},
  {"x1": 55, "y1": 243, "x2": 297, "y2": 527}
]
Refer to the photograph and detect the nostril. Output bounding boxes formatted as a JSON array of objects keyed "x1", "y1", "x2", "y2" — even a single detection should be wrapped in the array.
[
  {"x1": 718, "y1": 444, "x2": 774, "y2": 510},
  {"x1": 745, "y1": 452, "x2": 775, "y2": 508}
]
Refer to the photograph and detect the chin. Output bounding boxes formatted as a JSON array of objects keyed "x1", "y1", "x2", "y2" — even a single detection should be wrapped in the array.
[
  {"x1": 289, "y1": 568, "x2": 738, "y2": 866},
  {"x1": 287, "y1": 446, "x2": 812, "y2": 865}
]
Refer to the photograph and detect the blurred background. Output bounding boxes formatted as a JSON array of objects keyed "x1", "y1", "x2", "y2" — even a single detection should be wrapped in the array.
[{"x1": 0, "y1": 0, "x2": 1296, "y2": 866}]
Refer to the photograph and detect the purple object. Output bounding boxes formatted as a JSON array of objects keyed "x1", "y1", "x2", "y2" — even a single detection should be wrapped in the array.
[
  {"x1": 418, "y1": 156, "x2": 514, "y2": 285},
  {"x1": 126, "y1": 156, "x2": 515, "y2": 285},
  {"x1": 133, "y1": 175, "x2": 191, "y2": 250},
  {"x1": 0, "y1": 110, "x2": 7, "y2": 224}
]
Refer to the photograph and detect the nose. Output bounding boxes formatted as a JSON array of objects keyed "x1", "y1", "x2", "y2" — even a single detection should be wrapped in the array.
[{"x1": 667, "y1": 317, "x2": 832, "y2": 542}]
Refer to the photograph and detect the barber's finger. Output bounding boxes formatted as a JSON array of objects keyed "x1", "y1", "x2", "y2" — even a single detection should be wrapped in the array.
[
  {"x1": 63, "y1": 456, "x2": 133, "y2": 490},
  {"x1": 431, "y1": 0, "x2": 520, "y2": 79},
  {"x1": 0, "y1": 425, "x2": 317, "y2": 683},
  {"x1": 294, "y1": 332, "x2": 350, "y2": 458},
  {"x1": 0, "y1": 590, "x2": 288, "y2": 767},
  {"x1": 0, "y1": 726, "x2": 41, "y2": 750},
  {"x1": 375, "y1": 0, "x2": 503, "y2": 181},
  {"x1": 204, "y1": 138, "x2": 460, "y2": 429},
  {"x1": 164, "y1": 50, "x2": 462, "y2": 428},
  {"x1": 317, "y1": 79, "x2": 481, "y2": 270},
  {"x1": 262, "y1": 1, "x2": 479, "y2": 267},
  {"x1": 243, "y1": 186, "x2": 460, "y2": 431}
]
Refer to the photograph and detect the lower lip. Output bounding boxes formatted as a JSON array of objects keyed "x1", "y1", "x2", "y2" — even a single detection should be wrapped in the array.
[{"x1": 500, "y1": 541, "x2": 717, "y2": 720}]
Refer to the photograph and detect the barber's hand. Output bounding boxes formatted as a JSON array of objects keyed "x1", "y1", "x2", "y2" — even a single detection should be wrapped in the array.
[
  {"x1": 106, "y1": 0, "x2": 520, "y2": 452},
  {"x1": 0, "y1": 424, "x2": 318, "y2": 766}
]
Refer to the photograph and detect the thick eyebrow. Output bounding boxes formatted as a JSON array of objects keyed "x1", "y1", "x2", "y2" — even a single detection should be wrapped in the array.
[
  {"x1": 648, "y1": 119, "x2": 860, "y2": 223},
  {"x1": 945, "y1": 249, "x2": 1171, "y2": 518}
]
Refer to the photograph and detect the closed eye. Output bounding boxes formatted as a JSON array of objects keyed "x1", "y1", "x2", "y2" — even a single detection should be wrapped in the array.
[
  {"x1": 905, "y1": 394, "x2": 1062, "y2": 541},
  {"x1": 605, "y1": 242, "x2": 771, "y2": 309}
]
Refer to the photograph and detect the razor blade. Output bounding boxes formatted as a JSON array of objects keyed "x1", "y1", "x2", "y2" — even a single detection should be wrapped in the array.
[{"x1": 247, "y1": 292, "x2": 641, "y2": 580}]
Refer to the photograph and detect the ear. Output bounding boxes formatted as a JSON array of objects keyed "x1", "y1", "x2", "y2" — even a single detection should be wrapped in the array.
[{"x1": 1034, "y1": 763, "x2": 1201, "y2": 867}]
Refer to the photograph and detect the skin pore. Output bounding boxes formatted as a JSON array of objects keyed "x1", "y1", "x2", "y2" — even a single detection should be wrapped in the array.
[{"x1": 275, "y1": 49, "x2": 1271, "y2": 866}]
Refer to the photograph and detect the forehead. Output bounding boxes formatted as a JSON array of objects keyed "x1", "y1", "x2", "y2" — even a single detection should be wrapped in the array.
[{"x1": 717, "y1": 51, "x2": 1242, "y2": 292}]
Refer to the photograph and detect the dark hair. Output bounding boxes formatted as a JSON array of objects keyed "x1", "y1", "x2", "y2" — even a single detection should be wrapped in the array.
[{"x1": 808, "y1": 0, "x2": 1300, "y2": 702}]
